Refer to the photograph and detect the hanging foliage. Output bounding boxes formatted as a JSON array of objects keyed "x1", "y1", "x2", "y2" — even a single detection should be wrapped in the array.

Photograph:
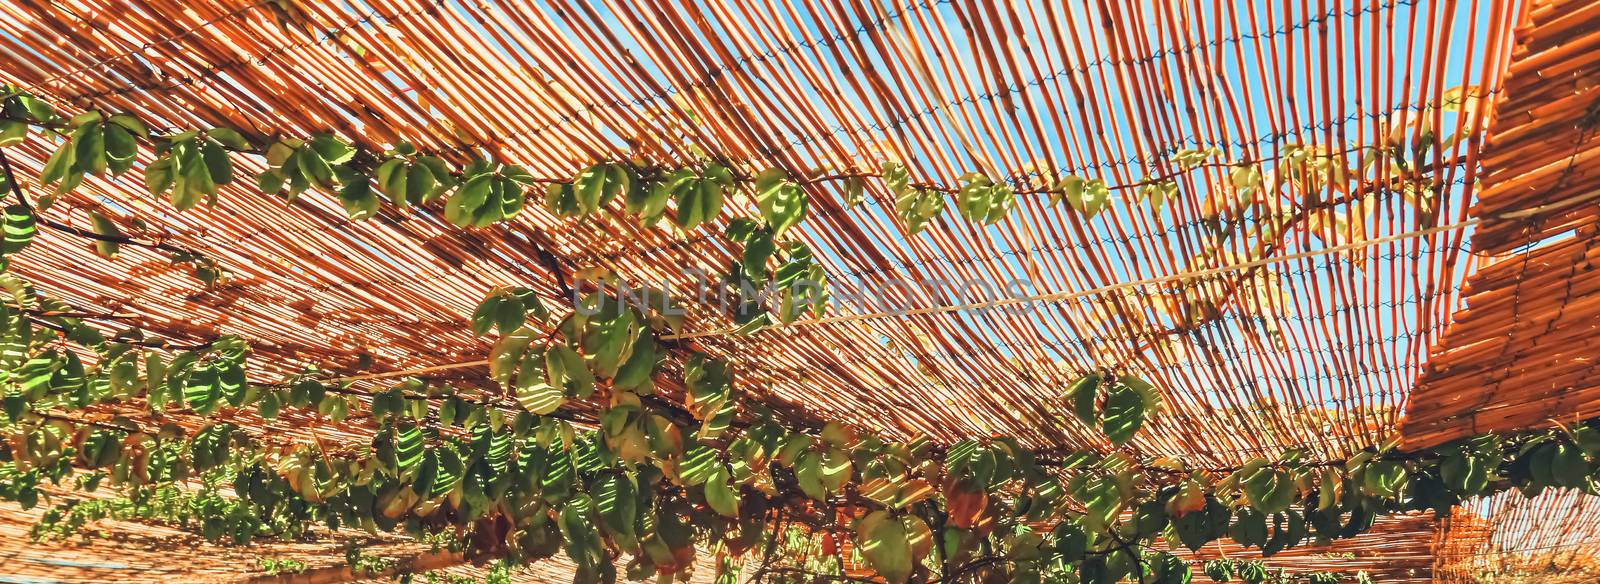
[{"x1": 0, "y1": 253, "x2": 1592, "y2": 583}]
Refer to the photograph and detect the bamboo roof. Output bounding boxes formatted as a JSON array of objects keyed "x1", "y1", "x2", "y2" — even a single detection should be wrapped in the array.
[
  {"x1": 1404, "y1": 0, "x2": 1600, "y2": 447},
  {"x1": 1177, "y1": 513, "x2": 1441, "y2": 583},
  {"x1": 1434, "y1": 490, "x2": 1600, "y2": 582},
  {"x1": 0, "y1": 0, "x2": 1510, "y2": 465},
  {"x1": 2, "y1": 0, "x2": 1598, "y2": 580}
]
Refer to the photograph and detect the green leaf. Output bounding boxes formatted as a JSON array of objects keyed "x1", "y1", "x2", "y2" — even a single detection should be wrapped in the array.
[
  {"x1": 1134, "y1": 499, "x2": 1171, "y2": 537},
  {"x1": 547, "y1": 344, "x2": 594, "y2": 398},
  {"x1": 257, "y1": 390, "x2": 281, "y2": 420},
  {"x1": 856, "y1": 510, "x2": 912, "y2": 584},
  {"x1": 256, "y1": 169, "x2": 284, "y2": 196},
  {"x1": 207, "y1": 127, "x2": 251, "y2": 150},
  {"x1": 294, "y1": 146, "x2": 333, "y2": 187},
  {"x1": 201, "y1": 139, "x2": 233, "y2": 185},
  {"x1": 106, "y1": 113, "x2": 148, "y2": 138},
  {"x1": 393, "y1": 425, "x2": 423, "y2": 476},
  {"x1": 338, "y1": 174, "x2": 379, "y2": 220},
  {"x1": 1551, "y1": 442, "x2": 1589, "y2": 488},
  {"x1": 446, "y1": 174, "x2": 491, "y2": 226},
  {"x1": 542, "y1": 183, "x2": 580, "y2": 218},
  {"x1": 219, "y1": 361, "x2": 246, "y2": 406},
  {"x1": 675, "y1": 174, "x2": 725, "y2": 230},
  {"x1": 629, "y1": 168, "x2": 683, "y2": 223},
  {"x1": 572, "y1": 163, "x2": 629, "y2": 214},
  {"x1": 143, "y1": 353, "x2": 167, "y2": 399},
  {"x1": 1101, "y1": 382, "x2": 1145, "y2": 445},
  {"x1": 730, "y1": 219, "x2": 774, "y2": 279},
  {"x1": 406, "y1": 162, "x2": 437, "y2": 206},
  {"x1": 1143, "y1": 179, "x2": 1178, "y2": 215},
  {"x1": 679, "y1": 444, "x2": 719, "y2": 486},
  {"x1": 309, "y1": 133, "x2": 355, "y2": 165},
  {"x1": 0, "y1": 120, "x2": 27, "y2": 146},
  {"x1": 1173, "y1": 497, "x2": 1230, "y2": 551},
  {"x1": 0, "y1": 311, "x2": 32, "y2": 370},
  {"x1": 431, "y1": 446, "x2": 464, "y2": 497},
  {"x1": 1229, "y1": 507, "x2": 1269, "y2": 548},
  {"x1": 1272, "y1": 510, "x2": 1307, "y2": 555},
  {"x1": 794, "y1": 449, "x2": 826, "y2": 500},
  {"x1": 184, "y1": 364, "x2": 222, "y2": 415},
  {"x1": 595, "y1": 472, "x2": 638, "y2": 548},
  {"x1": 417, "y1": 157, "x2": 454, "y2": 199},
  {"x1": 954, "y1": 174, "x2": 1015, "y2": 224},
  {"x1": 489, "y1": 176, "x2": 525, "y2": 225},
  {"x1": 754, "y1": 168, "x2": 807, "y2": 237},
  {"x1": 1053, "y1": 519, "x2": 1089, "y2": 561},
  {"x1": 1070, "y1": 472, "x2": 1124, "y2": 530},
  {"x1": 88, "y1": 212, "x2": 120, "y2": 259},
  {"x1": 74, "y1": 122, "x2": 107, "y2": 175},
  {"x1": 1051, "y1": 175, "x2": 1083, "y2": 208},
  {"x1": 1440, "y1": 445, "x2": 1490, "y2": 496},
  {"x1": 376, "y1": 159, "x2": 407, "y2": 204},
  {"x1": 166, "y1": 149, "x2": 200, "y2": 209},
  {"x1": 1237, "y1": 561, "x2": 1268, "y2": 584},
  {"x1": 191, "y1": 423, "x2": 233, "y2": 472},
  {"x1": 887, "y1": 163, "x2": 946, "y2": 234},
  {"x1": 471, "y1": 294, "x2": 502, "y2": 336},
  {"x1": 1361, "y1": 461, "x2": 1408, "y2": 499},
  {"x1": 559, "y1": 491, "x2": 602, "y2": 566},
  {"x1": 102, "y1": 124, "x2": 137, "y2": 175},
  {"x1": 582, "y1": 307, "x2": 639, "y2": 379},
  {"x1": 1, "y1": 205, "x2": 36, "y2": 255},
  {"x1": 80, "y1": 429, "x2": 124, "y2": 468},
  {"x1": 1155, "y1": 553, "x2": 1192, "y2": 584},
  {"x1": 514, "y1": 288, "x2": 550, "y2": 322},
  {"x1": 1525, "y1": 442, "x2": 1556, "y2": 493},
  {"x1": 819, "y1": 446, "x2": 853, "y2": 492},
  {"x1": 1571, "y1": 428, "x2": 1600, "y2": 458},
  {"x1": 1244, "y1": 468, "x2": 1295, "y2": 514},
  {"x1": 142, "y1": 156, "x2": 173, "y2": 197},
  {"x1": 39, "y1": 140, "x2": 76, "y2": 185},
  {"x1": 1230, "y1": 165, "x2": 1261, "y2": 196},
  {"x1": 68, "y1": 111, "x2": 103, "y2": 127},
  {"x1": 493, "y1": 296, "x2": 525, "y2": 335},
  {"x1": 843, "y1": 175, "x2": 865, "y2": 206},
  {"x1": 1065, "y1": 373, "x2": 1100, "y2": 426},
  {"x1": 479, "y1": 426, "x2": 511, "y2": 477},
  {"x1": 13, "y1": 95, "x2": 55, "y2": 122},
  {"x1": 516, "y1": 369, "x2": 565, "y2": 416},
  {"x1": 1202, "y1": 560, "x2": 1233, "y2": 582},
  {"x1": 488, "y1": 325, "x2": 536, "y2": 384},
  {"x1": 704, "y1": 465, "x2": 738, "y2": 517},
  {"x1": 181, "y1": 154, "x2": 217, "y2": 208},
  {"x1": 1078, "y1": 178, "x2": 1110, "y2": 218},
  {"x1": 613, "y1": 333, "x2": 658, "y2": 394}
]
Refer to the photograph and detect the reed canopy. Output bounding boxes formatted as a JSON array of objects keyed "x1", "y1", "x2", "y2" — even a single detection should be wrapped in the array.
[{"x1": 0, "y1": 0, "x2": 1597, "y2": 581}]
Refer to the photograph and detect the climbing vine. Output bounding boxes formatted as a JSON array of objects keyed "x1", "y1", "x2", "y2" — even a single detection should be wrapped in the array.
[{"x1": 0, "y1": 86, "x2": 1507, "y2": 583}]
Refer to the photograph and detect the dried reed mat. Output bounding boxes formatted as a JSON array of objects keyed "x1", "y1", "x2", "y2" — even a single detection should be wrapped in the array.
[
  {"x1": 0, "y1": 0, "x2": 1511, "y2": 467},
  {"x1": 1404, "y1": 0, "x2": 1600, "y2": 449},
  {"x1": 0, "y1": 0, "x2": 1560, "y2": 578},
  {"x1": 1433, "y1": 489, "x2": 1600, "y2": 583}
]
